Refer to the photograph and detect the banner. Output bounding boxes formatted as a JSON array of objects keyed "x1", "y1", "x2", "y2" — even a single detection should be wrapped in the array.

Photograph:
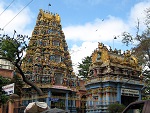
[{"x1": 2, "y1": 83, "x2": 15, "y2": 95}]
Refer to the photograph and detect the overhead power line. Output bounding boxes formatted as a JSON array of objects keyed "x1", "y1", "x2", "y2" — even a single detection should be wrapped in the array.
[
  {"x1": 2, "y1": 0, "x2": 33, "y2": 30},
  {"x1": 0, "y1": 0, "x2": 15, "y2": 17}
]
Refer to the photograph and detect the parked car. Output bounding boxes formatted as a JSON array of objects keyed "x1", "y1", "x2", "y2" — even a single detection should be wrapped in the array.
[{"x1": 122, "y1": 100, "x2": 150, "y2": 113}]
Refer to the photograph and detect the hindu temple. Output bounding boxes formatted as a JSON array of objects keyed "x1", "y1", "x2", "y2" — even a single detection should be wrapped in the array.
[
  {"x1": 21, "y1": 9, "x2": 79, "y2": 112},
  {"x1": 85, "y1": 42, "x2": 144, "y2": 113}
]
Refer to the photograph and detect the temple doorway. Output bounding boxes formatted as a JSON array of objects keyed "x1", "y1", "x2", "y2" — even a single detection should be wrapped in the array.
[
  {"x1": 81, "y1": 95, "x2": 86, "y2": 113},
  {"x1": 121, "y1": 95, "x2": 138, "y2": 106},
  {"x1": 51, "y1": 92, "x2": 66, "y2": 109}
]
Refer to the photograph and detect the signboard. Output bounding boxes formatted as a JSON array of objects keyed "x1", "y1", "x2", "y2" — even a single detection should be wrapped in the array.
[
  {"x1": 2, "y1": 83, "x2": 15, "y2": 95},
  {"x1": 121, "y1": 88, "x2": 139, "y2": 95},
  {"x1": 49, "y1": 98, "x2": 59, "y2": 102}
]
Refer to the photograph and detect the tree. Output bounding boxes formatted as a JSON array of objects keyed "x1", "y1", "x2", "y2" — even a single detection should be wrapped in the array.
[
  {"x1": 121, "y1": 8, "x2": 150, "y2": 94},
  {"x1": 10, "y1": 72, "x2": 24, "y2": 97},
  {"x1": 78, "y1": 56, "x2": 92, "y2": 79},
  {"x1": 0, "y1": 76, "x2": 10, "y2": 105},
  {"x1": 107, "y1": 103, "x2": 125, "y2": 113},
  {"x1": 0, "y1": 31, "x2": 43, "y2": 96}
]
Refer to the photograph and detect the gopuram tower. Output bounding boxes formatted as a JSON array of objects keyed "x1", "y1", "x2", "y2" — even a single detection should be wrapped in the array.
[
  {"x1": 85, "y1": 42, "x2": 144, "y2": 113},
  {"x1": 22, "y1": 9, "x2": 78, "y2": 112}
]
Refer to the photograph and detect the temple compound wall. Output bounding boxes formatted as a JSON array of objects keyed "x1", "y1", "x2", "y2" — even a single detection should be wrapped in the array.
[{"x1": 85, "y1": 42, "x2": 144, "y2": 113}]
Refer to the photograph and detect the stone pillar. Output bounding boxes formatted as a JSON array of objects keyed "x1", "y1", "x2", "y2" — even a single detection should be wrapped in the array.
[
  {"x1": 105, "y1": 92, "x2": 108, "y2": 105},
  {"x1": 99, "y1": 93, "x2": 102, "y2": 105},
  {"x1": 73, "y1": 99, "x2": 75, "y2": 107},
  {"x1": 9, "y1": 94, "x2": 20, "y2": 113},
  {"x1": 106, "y1": 92, "x2": 110, "y2": 105},
  {"x1": 25, "y1": 100, "x2": 28, "y2": 106},
  {"x1": 94, "y1": 69, "x2": 97, "y2": 76},
  {"x1": 112, "y1": 93, "x2": 116, "y2": 103},
  {"x1": 8, "y1": 101, "x2": 14, "y2": 113},
  {"x1": 103, "y1": 92, "x2": 106, "y2": 105},
  {"x1": 65, "y1": 92, "x2": 68, "y2": 110},
  {"x1": 35, "y1": 94, "x2": 38, "y2": 102},
  {"x1": 138, "y1": 90, "x2": 141, "y2": 101},
  {"x1": 72, "y1": 93, "x2": 76, "y2": 107},
  {"x1": 117, "y1": 84, "x2": 121, "y2": 104},
  {"x1": 0, "y1": 105, "x2": 2, "y2": 113},
  {"x1": 46, "y1": 90, "x2": 51, "y2": 108}
]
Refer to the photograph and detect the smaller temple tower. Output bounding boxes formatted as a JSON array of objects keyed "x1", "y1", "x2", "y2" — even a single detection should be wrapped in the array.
[{"x1": 85, "y1": 42, "x2": 144, "y2": 113}]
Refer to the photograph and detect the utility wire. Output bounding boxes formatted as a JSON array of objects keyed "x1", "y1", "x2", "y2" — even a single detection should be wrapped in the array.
[
  {"x1": 0, "y1": 0, "x2": 15, "y2": 17},
  {"x1": 2, "y1": 0, "x2": 33, "y2": 30}
]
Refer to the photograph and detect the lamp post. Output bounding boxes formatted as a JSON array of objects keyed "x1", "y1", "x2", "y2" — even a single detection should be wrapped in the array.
[
  {"x1": 113, "y1": 36, "x2": 117, "y2": 50},
  {"x1": 48, "y1": 3, "x2": 51, "y2": 11}
]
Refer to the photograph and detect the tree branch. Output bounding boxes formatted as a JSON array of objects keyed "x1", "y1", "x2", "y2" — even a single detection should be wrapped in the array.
[{"x1": 15, "y1": 62, "x2": 43, "y2": 96}]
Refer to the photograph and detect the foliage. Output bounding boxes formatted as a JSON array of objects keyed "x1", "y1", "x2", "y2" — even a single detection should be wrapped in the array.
[
  {"x1": 78, "y1": 56, "x2": 92, "y2": 79},
  {"x1": 120, "y1": 8, "x2": 150, "y2": 94},
  {"x1": 121, "y1": 8, "x2": 150, "y2": 66},
  {"x1": 0, "y1": 76, "x2": 10, "y2": 104},
  {"x1": 107, "y1": 103, "x2": 125, "y2": 113},
  {"x1": 0, "y1": 32, "x2": 43, "y2": 96}
]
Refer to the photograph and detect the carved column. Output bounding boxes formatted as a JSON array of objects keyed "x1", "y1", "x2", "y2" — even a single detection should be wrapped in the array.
[
  {"x1": 46, "y1": 90, "x2": 51, "y2": 108},
  {"x1": 117, "y1": 84, "x2": 121, "y2": 104},
  {"x1": 65, "y1": 92, "x2": 68, "y2": 110}
]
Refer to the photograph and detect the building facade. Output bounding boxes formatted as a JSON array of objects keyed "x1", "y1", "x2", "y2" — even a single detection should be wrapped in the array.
[
  {"x1": 0, "y1": 59, "x2": 14, "y2": 70},
  {"x1": 0, "y1": 8, "x2": 145, "y2": 113},
  {"x1": 85, "y1": 42, "x2": 144, "y2": 113},
  {"x1": 21, "y1": 9, "x2": 79, "y2": 112},
  {"x1": 0, "y1": 61, "x2": 14, "y2": 113},
  {"x1": 76, "y1": 80, "x2": 87, "y2": 113}
]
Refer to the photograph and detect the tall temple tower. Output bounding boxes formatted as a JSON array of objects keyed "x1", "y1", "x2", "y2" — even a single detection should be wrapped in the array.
[
  {"x1": 85, "y1": 42, "x2": 144, "y2": 113},
  {"x1": 22, "y1": 9, "x2": 78, "y2": 112}
]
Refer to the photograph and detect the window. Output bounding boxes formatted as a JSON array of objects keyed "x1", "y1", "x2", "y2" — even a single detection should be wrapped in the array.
[
  {"x1": 96, "y1": 52, "x2": 101, "y2": 60},
  {"x1": 50, "y1": 55, "x2": 61, "y2": 62},
  {"x1": 52, "y1": 40, "x2": 60, "y2": 46},
  {"x1": 34, "y1": 30, "x2": 38, "y2": 35},
  {"x1": 55, "y1": 73, "x2": 63, "y2": 85},
  {"x1": 52, "y1": 22, "x2": 56, "y2": 26},
  {"x1": 57, "y1": 31, "x2": 60, "y2": 34},
  {"x1": 36, "y1": 75, "x2": 40, "y2": 83},
  {"x1": 48, "y1": 29, "x2": 52, "y2": 34},
  {"x1": 41, "y1": 76, "x2": 49, "y2": 83},
  {"x1": 55, "y1": 55, "x2": 61, "y2": 62},
  {"x1": 50, "y1": 55, "x2": 55, "y2": 61},
  {"x1": 64, "y1": 46, "x2": 68, "y2": 51}
]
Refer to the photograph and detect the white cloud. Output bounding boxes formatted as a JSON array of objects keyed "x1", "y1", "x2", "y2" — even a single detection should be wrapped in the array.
[
  {"x1": 70, "y1": 41, "x2": 98, "y2": 74},
  {"x1": 63, "y1": 0, "x2": 150, "y2": 42},
  {"x1": 64, "y1": 0, "x2": 150, "y2": 74},
  {"x1": 0, "y1": 1, "x2": 33, "y2": 36},
  {"x1": 63, "y1": 16, "x2": 128, "y2": 42},
  {"x1": 129, "y1": 1, "x2": 150, "y2": 31}
]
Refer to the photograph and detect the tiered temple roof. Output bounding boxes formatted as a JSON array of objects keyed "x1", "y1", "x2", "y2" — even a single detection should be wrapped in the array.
[
  {"x1": 22, "y1": 9, "x2": 78, "y2": 90},
  {"x1": 91, "y1": 42, "x2": 141, "y2": 70}
]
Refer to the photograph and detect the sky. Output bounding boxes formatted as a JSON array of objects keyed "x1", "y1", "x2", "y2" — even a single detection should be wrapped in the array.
[{"x1": 0, "y1": 0, "x2": 150, "y2": 74}]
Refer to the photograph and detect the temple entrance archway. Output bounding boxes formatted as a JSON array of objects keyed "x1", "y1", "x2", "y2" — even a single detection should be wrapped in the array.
[
  {"x1": 81, "y1": 95, "x2": 86, "y2": 113},
  {"x1": 51, "y1": 92, "x2": 66, "y2": 109},
  {"x1": 121, "y1": 95, "x2": 138, "y2": 106}
]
